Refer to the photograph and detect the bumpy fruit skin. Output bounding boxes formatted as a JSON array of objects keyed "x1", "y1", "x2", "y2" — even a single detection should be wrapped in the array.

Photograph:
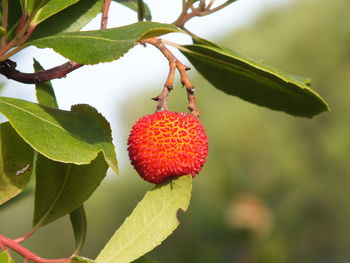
[{"x1": 127, "y1": 111, "x2": 208, "y2": 184}]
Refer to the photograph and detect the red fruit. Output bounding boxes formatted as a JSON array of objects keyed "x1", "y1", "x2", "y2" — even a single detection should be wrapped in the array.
[{"x1": 127, "y1": 111, "x2": 208, "y2": 184}]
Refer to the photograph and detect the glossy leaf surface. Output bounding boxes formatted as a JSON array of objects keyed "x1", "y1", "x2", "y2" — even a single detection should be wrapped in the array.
[
  {"x1": 25, "y1": 0, "x2": 45, "y2": 15},
  {"x1": 32, "y1": 0, "x2": 80, "y2": 25},
  {"x1": 179, "y1": 44, "x2": 329, "y2": 117},
  {"x1": 0, "y1": 97, "x2": 118, "y2": 173},
  {"x1": 29, "y1": 0, "x2": 104, "y2": 41},
  {"x1": 27, "y1": 22, "x2": 179, "y2": 64}
]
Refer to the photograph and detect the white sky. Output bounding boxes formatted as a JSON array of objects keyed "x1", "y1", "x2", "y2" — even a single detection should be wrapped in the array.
[{"x1": 0, "y1": 0, "x2": 292, "y2": 167}]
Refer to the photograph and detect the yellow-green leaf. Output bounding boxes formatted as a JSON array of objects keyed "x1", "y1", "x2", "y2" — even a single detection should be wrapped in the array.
[
  {"x1": 96, "y1": 176, "x2": 192, "y2": 263},
  {"x1": 0, "y1": 251, "x2": 15, "y2": 263}
]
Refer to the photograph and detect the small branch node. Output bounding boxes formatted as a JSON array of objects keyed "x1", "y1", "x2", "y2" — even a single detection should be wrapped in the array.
[{"x1": 165, "y1": 84, "x2": 173, "y2": 90}]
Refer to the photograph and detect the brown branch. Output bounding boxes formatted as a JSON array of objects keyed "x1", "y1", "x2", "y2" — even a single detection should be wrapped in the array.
[
  {"x1": 101, "y1": 0, "x2": 112, "y2": 30},
  {"x1": 0, "y1": 0, "x2": 115, "y2": 84},
  {"x1": 0, "y1": 60, "x2": 82, "y2": 84},
  {"x1": 141, "y1": 38, "x2": 200, "y2": 117},
  {"x1": 173, "y1": 0, "x2": 237, "y2": 28}
]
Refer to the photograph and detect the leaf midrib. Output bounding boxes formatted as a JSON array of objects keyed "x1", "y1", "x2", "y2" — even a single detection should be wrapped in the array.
[
  {"x1": 100, "y1": 187, "x2": 185, "y2": 263},
  {"x1": 32, "y1": 35, "x2": 135, "y2": 43},
  {"x1": 0, "y1": 100, "x2": 97, "y2": 154},
  {"x1": 183, "y1": 45, "x2": 321, "y2": 90},
  {"x1": 0, "y1": 100, "x2": 66, "y2": 130},
  {"x1": 34, "y1": 164, "x2": 72, "y2": 227},
  {"x1": 181, "y1": 46, "x2": 329, "y2": 105}
]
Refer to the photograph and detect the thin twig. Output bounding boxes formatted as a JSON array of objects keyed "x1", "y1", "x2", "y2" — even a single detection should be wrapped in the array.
[
  {"x1": 141, "y1": 38, "x2": 200, "y2": 117},
  {"x1": 0, "y1": 11, "x2": 37, "y2": 59},
  {"x1": 173, "y1": 0, "x2": 237, "y2": 28},
  {"x1": 0, "y1": 0, "x2": 114, "y2": 84},
  {"x1": 0, "y1": 60, "x2": 83, "y2": 84},
  {"x1": 16, "y1": 11, "x2": 28, "y2": 34},
  {"x1": 14, "y1": 228, "x2": 37, "y2": 244},
  {"x1": 206, "y1": 0, "x2": 216, "y2": 10},
  {"x1": 0, "y1": 235, "x2": 70, "y2": 263},
  {"x1": 101, "y1": 0, "x2": 112, "y2": 30},
  {"x1": 203, "y1": 0, "x2": 237, "y2": 15}
]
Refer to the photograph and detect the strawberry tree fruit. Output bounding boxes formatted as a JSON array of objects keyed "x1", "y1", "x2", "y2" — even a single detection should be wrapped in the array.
[{"x1": 128, "y1": 111, "x2": 208, "y2": 184}]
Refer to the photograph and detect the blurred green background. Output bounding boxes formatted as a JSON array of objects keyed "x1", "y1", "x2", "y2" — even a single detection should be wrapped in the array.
[{"x1": 1, "y1": 0, "x2": 350, "y2": 262}]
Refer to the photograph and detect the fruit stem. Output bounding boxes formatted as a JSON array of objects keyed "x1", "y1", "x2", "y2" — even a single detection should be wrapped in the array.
[{"x1": 141, "y1": 38, "x2": 200, "y2": 117}]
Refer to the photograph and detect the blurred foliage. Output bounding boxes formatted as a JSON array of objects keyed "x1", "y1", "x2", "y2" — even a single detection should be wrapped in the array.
[{"x1": 1, "y1": 0, "x2": 350, "y2": 262}]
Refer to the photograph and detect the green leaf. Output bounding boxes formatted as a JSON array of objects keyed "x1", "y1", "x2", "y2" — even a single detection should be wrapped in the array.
[
  {"x1": 71, "y1": 256, "x2": 96, "y2": 263},
  {"x1": 0, "y1": 97, "x2": 118, "y2": 173},
  {"x1": 0, "y1": 26, "x2": 6, "y2": 38},
  {"x1": 132, "y1": 256, "x2": 158, "y2": 263},
  {"x1": 32, "y1": 0, "x2": 80, "y2": 26},
  {"x1": 179, "y1": 44, "x2": 330, "y2": 118},
  {"x1": 114, "y1": 0, "x2": 152, "y2": 21},
  {"x1": 70, "y1": 205, "x2": 87, "y2": 255},
  {"x1": 25, "y1": 0, "x2": 46, "y2": 15},
  {"x1": 19, "y1": 0, "x2": 26, "y2": 10},
  {"x1": 27, "y1": 22, "x2": 179, "y2": 64},
  {"x1": 7, "y1": 0, "x2": 22, "y2": 32},
  {"x1": 29, "y1": 0, "x2": 104, "y2": 41},
  {"x1": 290, "y1": 74, "x2": 312, "y2": 86},
  {"x1": 70, "y1": 104, "x2": 118, "y2": 173},
  {"x1": 0, "y1": 0, "x2": 24, "y2": 43},
  {"x1": 0, "y1": 122, "x2": 33, "y2": 205},
  {"x1": 33, "y1": 59, "x2": 59, "y2": 108},
  {"x1": 0, "y1": 251, "x2": 15, "y2": 263},
  {"x1": 96, "y1": 176, "x2": 192, "y2": 263},
  {"x1": 191, "y1": 34, "x2": 222, "y2": 49},
  {"x1": 33, "y1": 152, "x2": 108, "y2": 227},
  {"x1": 137, "y1": 0, "x2": 145, "y2": 22}
]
